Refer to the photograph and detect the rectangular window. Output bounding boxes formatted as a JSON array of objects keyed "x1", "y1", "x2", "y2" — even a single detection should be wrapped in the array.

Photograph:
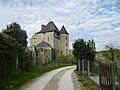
[
  {"x1": 48, "y1": 37, "x2": 49, "y2": 41},
  {"x1": 33, "y1": 38, "x2": 35, "y2": 43},
  {"x1": 43, "y1": 38, "x2": 45, "y2": 41},
  {"x1": 66, "y1": 42, "x2": 67, "y2": 46},
  {"x1": 41, "y1": 48, "x2": 43, "y2": 52}
]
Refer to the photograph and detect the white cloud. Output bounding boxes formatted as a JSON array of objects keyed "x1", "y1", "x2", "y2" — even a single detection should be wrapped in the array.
[{"x1": 0, "y1": 0, "x2": 120, "y2": 51}]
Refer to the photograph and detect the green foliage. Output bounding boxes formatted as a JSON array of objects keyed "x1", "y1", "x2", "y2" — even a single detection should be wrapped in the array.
[
  {"x1": 60, "y1": 53, "x2": 75, "y2": 64},
  {"x1": 72, "y1": 38, "x2": 96, "y2": 71},
  {"x1": 73, "y1": 39, "x2": 86, "y2": 60},
  {"x1": 61, "y1": 54, "x2": 68, "y2": 62},
  {"x1": 0, "y1": 33, "x2": 19, "y2": 77},
  {"x1": 51, "y1": 48, "x2": 56, "y2": 60},
  {"x1": 0, "y1": 63, "x2": 73, "y2": 90},
  {"x1": 73, "y1": 39, "x2": 96, "y2": 61},
  {"x1": 0, "y1": 22, "x2": 31, "y2": 78},
  {"x1": 85, "y1": 40, "x2": 96, "y2": 62},
  {"x1": 98, "y1": 49, "x2": 120, "y2": 62},
  {"x1": 75, "y1": 70, "x2": 99, "y2": 90},
  {"x1": 2, "y1": 22, "x2": 27, "y2": 47}
]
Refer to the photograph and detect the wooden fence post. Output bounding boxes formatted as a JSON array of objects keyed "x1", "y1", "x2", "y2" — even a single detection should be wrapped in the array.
[
  {"x1": 78, "y1": 59, "x2": 80, "y2": 71},
  {"x1": 87, "y1": 60, "x2": 90, "y2": 77},
  {"x1": 112, "y1": 63, "x2": 116, "y2": 90},
  {"x1": 82, "y1": 60, "x2": 84, "y2": 73}
]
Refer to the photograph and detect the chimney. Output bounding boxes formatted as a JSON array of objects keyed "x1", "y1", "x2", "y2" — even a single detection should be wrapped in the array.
[{"x1": 41, "y1": 24, "x2": 45, "y2": 30}]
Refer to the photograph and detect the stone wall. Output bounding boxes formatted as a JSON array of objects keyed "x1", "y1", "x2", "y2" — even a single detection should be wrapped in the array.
[
  {"x1": 60, "y1": 34, "x2": 69, "y2": 55},
  {"x1": 30, "y1": 32, "x2": 54, "y2": 48},
  {"x1": 36, "y1": 47, "x2": 52, "y2": 66}
]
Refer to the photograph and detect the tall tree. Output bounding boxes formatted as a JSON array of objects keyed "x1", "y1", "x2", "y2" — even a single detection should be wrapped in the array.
[
  {"x1": 0, "y1": 23, "x2": 31, "y2": 78},
  {"x1": 72, "y1": 39, "x2": 86, "y2": 70},
  {"x1": 73, "y1": 39, "x2": 96, "y2": 72},
  {"x1": 2, "y1": 22, "x2": 28, "y2": 47},
  {"x1": 85, "y1": 40, "x2": 96, "y2": 72},
  {"x1": 86, "y1": 40, "x2": 96, "y2": 62}
]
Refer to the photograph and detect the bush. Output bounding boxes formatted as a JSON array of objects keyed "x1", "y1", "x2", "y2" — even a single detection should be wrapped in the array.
[{"x1": 0, "y1": 33, "x2": 32, "y2": 78}]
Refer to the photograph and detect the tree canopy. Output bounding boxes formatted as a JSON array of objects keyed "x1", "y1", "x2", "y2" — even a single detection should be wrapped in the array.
[
  {"x1": 2, "y1": 22, "x2": 28, "y2": 47},
  {"x1": 0, "y1": 23, "x2": 31, "y2": 78},
  {"x1": 72, "y1": 38, "x2": 96, "y2": 71},
  {"x1": 73, "y1": 38, "x2": 96, "y2": 61},
  {"x1": 73, "y1": 39, "x2": 86, "y2": 60}
]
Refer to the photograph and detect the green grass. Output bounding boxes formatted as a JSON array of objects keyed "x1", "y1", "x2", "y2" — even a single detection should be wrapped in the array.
[
  {"x1": 0, "y1": 63, "x2": 74, "y2": 90},
  {"x1": 75, "y1": 70, "x2": 99, "y2": 90}
]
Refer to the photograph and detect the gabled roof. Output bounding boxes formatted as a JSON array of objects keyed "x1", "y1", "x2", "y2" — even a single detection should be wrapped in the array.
[
  {"x1": 36, "y1": 41, "x2": 52, "y2": 48},
  {"x1": 60, "y1": 25, "x2": 69, "y2": 35},
  {"x1": 36, "y1": 21, "x2": 59, "y2": 34}
]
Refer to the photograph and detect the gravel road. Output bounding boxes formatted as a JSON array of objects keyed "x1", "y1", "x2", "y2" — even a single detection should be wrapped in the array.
[{"x1": 21, "y1": 66, "x2": 78, "y2": 90}]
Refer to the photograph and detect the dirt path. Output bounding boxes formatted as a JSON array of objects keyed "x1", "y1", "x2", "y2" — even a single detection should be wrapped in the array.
[{"x1": 21, "y1": 66, "x2": 79, "y2": 90}]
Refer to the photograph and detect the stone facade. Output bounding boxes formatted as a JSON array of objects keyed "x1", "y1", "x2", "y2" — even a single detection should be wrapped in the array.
[
  {"x1": 30, "y1": 21, "x2": 69, "y2": 66},
  {"x1": 36, "y1": 47, "x2": 51, "y2": 66},
  {"x1": 30, "y1": 21, "x2": 69, "y2": 55}
]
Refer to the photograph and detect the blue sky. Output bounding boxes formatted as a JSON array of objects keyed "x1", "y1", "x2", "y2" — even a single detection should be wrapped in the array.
[{"x1": 0, "y1": 0, "x2": 120, "y2": 51}]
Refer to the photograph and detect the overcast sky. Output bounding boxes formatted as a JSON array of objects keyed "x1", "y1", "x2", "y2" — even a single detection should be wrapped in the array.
[{"x1": 0, "y1": 0, "x2": 120, "y2": 51}]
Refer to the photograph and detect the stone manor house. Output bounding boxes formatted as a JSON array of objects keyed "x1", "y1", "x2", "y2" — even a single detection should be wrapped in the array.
[{"x1": 30, "y1": 21, "x2": 69, "y2": 66}]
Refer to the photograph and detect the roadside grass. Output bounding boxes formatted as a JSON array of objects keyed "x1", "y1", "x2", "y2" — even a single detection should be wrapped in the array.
[
  {"x1": 75, "y1": 70, "x2": 100, "y2": 90},
  {"x1": 0, "y1": 63, "x2": 74, "y2": 90}
]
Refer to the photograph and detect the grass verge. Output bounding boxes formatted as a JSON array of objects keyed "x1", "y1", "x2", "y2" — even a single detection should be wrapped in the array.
[
  {"x1": 74, "y1": 70, "x2": 100, "y2": 90},
  {"x1": 0, "y1": 63, "x2": 74, "y2": 90}
]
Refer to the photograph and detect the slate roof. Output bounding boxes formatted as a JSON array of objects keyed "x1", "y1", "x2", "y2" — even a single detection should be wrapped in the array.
[
  {"x1": 60, "y1": 25, "x2": 69, "y2": 35},
  {"x1": 45, "y1": 21, "x2": 59, "y2": 32},
  {"x1": 36, "y1": 21, "x2": 59, "y2": 34},
  {"x1": 36, "y1": 41, "x2": 52, "y2": 48}
]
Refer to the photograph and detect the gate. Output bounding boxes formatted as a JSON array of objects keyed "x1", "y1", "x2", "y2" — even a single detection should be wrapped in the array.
[{"x1": 99, "y1": 63, "x2": 115, "y2": 90}]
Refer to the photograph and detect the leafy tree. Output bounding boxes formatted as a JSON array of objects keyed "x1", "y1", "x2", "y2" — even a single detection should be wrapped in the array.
[
  {"x1": 72, "y1": 39, "x2": 96, "y2": 71},
  {"x1": 85, "y1": 40, "x2": 96, "y2": 72},
  {"x1": 2, "y1": 22, "x2": 28, "y2": 47},
  {"x1": 0, "y1": 23, "x2": 31, "y2": 78},
  {"x1": 0, "y1": 33, "x2": 19, "y2": 77},
  {"x1": 85, "y1": 40, "x2": 96, "y2": 62},
  {"x1": 72, "y1": 39, "x2": 86, "y2": 70}
]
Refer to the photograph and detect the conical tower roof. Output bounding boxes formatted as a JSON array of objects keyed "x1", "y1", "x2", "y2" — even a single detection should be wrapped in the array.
[{"x1": 60, "y1": 25, "x2": 69, "y2": 35}]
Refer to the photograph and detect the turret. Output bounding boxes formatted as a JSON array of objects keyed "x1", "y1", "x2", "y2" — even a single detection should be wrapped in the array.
[{"x1": 60, "y1": 25, "x2": 69, "y2": 55}]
